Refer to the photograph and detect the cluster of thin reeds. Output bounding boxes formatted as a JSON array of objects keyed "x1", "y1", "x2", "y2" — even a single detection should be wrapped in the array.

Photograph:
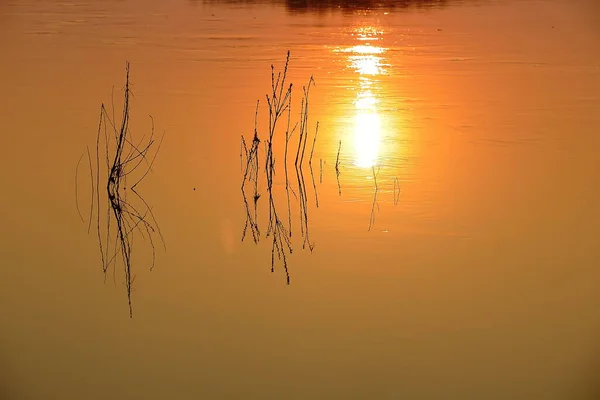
[
  {"x1": 294, "y1": 77, "x2": 317, "y2": 252},
  {"x1": 240, "y1": 51, "x2": 318, "y2": 283},
  {"x1": 264, "y1": 51, "x2": 294, "y2": 282},
  {"x1": 80, "y1": 62, "x2": 165, "y2": 318}
]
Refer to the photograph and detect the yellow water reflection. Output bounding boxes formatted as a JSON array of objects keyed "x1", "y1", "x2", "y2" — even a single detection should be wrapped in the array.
[
  {"x1": 342, "y1": 31, "x2": 387, "y2": 168},
  {"x1": 349, "y1": 45, "x2": 385, "y2": 75},
  {"x1": 354, "y1": 87, "x2": 381, "y2": 168}
]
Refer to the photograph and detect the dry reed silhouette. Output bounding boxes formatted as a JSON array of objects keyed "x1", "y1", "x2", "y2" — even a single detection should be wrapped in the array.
[
  {"x1": 241, "y1": 184, "x2": 260, "y2": 244},
  {"x1": 264, "y1": 51, "x2": 294, "y2": 282},
  {"x1": 368, "y1": 166, "x2": 380, "y2": 231},
  {"x1": 295, "y1": 76, "x2": 316, "y2": 251},
  {"x1": 283, "y1": 88, "x2": 299, "y2": 239},
  {"x1": 308, "y1": 121, "x2": 319, "y2": 208},
  {"x1": 240, "y1": 101, "x2": 262, "y2": 244},
  {"x1": 335, "y1": 139, "x2": 342, "y2": 196},
  {"x1": 241, "y1": 100, "x2": 261, "y2": 201},
  {"x1": 85, "y1": 62, "x2": 165, "y2": 318},
  {"x1": 240, "y1": 51, "x2": 318, "y2": 282}
]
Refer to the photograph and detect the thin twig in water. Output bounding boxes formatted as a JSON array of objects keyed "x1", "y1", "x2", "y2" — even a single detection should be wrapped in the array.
[
  {"x1": 294, "y1": 76, "x2": 316, "y2": 252},
  {"x1": 75, "y1": 154, "x2": 86, "y2": 223},
  {"x1": 241, "y1": 100, "x2": 261, "y2": 201},
  {"x1": 240, "y1": 135, "x2": 245, "y2": 172},
  {"x1": 240, "y1": 101, "x2": 262, "y2": 243},
  {"x1": 335, "y1": 140, "x2": 342, "y2": 196},
  {"x1": 309, "y1": 121, "x2": 318, "y2": 166},
  {"x1": 295, "y1": 76, "x2": 315, "y2": 170},
  {"x1": 295, "y1": 161, "x2": 314, "y2": 251},
  {"x1": 265, "y1": 51, "x2": 292, "y2": 238},
  {"x1": 335, "y1": 140, "x2": 341, "y2": 172},
  {"x1": 309, "y1": 161, "x2": 319, "y2": 209},
  {"x1": 308, "y1": 121, "x2": 319, "y2": 208},
  {"x1": 368, "y1": 166, "x2": 380, "y2": 231},
  {"x1": 86, "y1": 146, "x2": 94, "y2": 233},
  {"x1": 393, "y1": 177, "x2": 400, "y2": 206},
  {"x1": 319, "y1": 159, "x2": 323, "y2": 184},
  {"x1": 284, "y1": 91, "x2": 297, "y2": 238},
  {"x1": 241, "y1": 185, "x2": 260, "y2": 244}
]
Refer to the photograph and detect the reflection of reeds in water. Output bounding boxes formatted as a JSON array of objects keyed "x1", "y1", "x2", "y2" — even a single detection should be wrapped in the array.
[
  {"x1": 295, "y1": 77, "x2": 316, "y2": 252},
  {"x1": 319, "y1": 158, "x2": 323, "y2": 184},
  {"x1": 241, "y1": 101, "x2": 262, "y2": 244},
  {"x1": 309, "y1": 122, "x2": 319, "y2": 208},
  {"x1": 75, "y1": 147, "x2": 94, "y2": 229},
  {"x1": 264, "y1": 51, "x2": 294, "y2": 282},
  {"x1": 393, "y1": 177, "x2": 400, "y2": 206},
  {"x1": 368, "y1": 166, "x2": 380, "y2": 231},
  {"x1": 241, "y1": 182, "x2": 260, "y2": 244},
  {"x1": 87, "y1": 62, "x2": 165, "y2": 318},
  {"x1": 335, "y1": 140, "x2": 342, "y2": 196},
  {"x1": 284, "y1": 91, "x2": 298, "y2": 239},
  {"x1": 240, "y1": 52, "x2": 317, "y2": 283}
]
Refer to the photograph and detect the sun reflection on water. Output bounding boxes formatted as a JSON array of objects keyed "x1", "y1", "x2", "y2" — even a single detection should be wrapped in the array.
[
  {"x1": 354, "y1": 110, "x2": 381, "y2": 168},
  {"x1": 342, "y1": 30, "x2": 387, "y2": 168}
]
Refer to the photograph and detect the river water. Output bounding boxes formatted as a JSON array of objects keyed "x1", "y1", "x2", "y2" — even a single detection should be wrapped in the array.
[{"x1": 1, "y1": 0, "x2": 600, "y2": 398}]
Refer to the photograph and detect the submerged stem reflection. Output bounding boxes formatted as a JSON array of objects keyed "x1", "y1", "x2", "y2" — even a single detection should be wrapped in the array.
[
  {"x1": 82, "y1": 62, "x2": 165, "y2": 318},
  {"x1": 368, "y1": 166, "x2": 380, "y2": 231},
  {"x1": 240, "y1": 52, "x2": 318, "y2": 283}
]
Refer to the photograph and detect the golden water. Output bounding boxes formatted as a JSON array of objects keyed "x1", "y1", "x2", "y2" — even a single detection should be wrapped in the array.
[{"x1": 1, "y1": 0, "x2": 600, "y2": 398}]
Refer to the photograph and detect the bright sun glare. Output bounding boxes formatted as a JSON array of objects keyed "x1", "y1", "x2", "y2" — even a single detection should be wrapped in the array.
[
  {"x1": 354, "y1": 111, "x2": 381, "y2": 169},
  {"x1": 345, "y1": 36, "x2": 386, "y2": 168}
]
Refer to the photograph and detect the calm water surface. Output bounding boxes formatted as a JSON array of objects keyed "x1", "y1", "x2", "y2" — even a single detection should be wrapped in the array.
[{"x1": 1, "y1": 0, "x2": 600, "y2": 398}]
